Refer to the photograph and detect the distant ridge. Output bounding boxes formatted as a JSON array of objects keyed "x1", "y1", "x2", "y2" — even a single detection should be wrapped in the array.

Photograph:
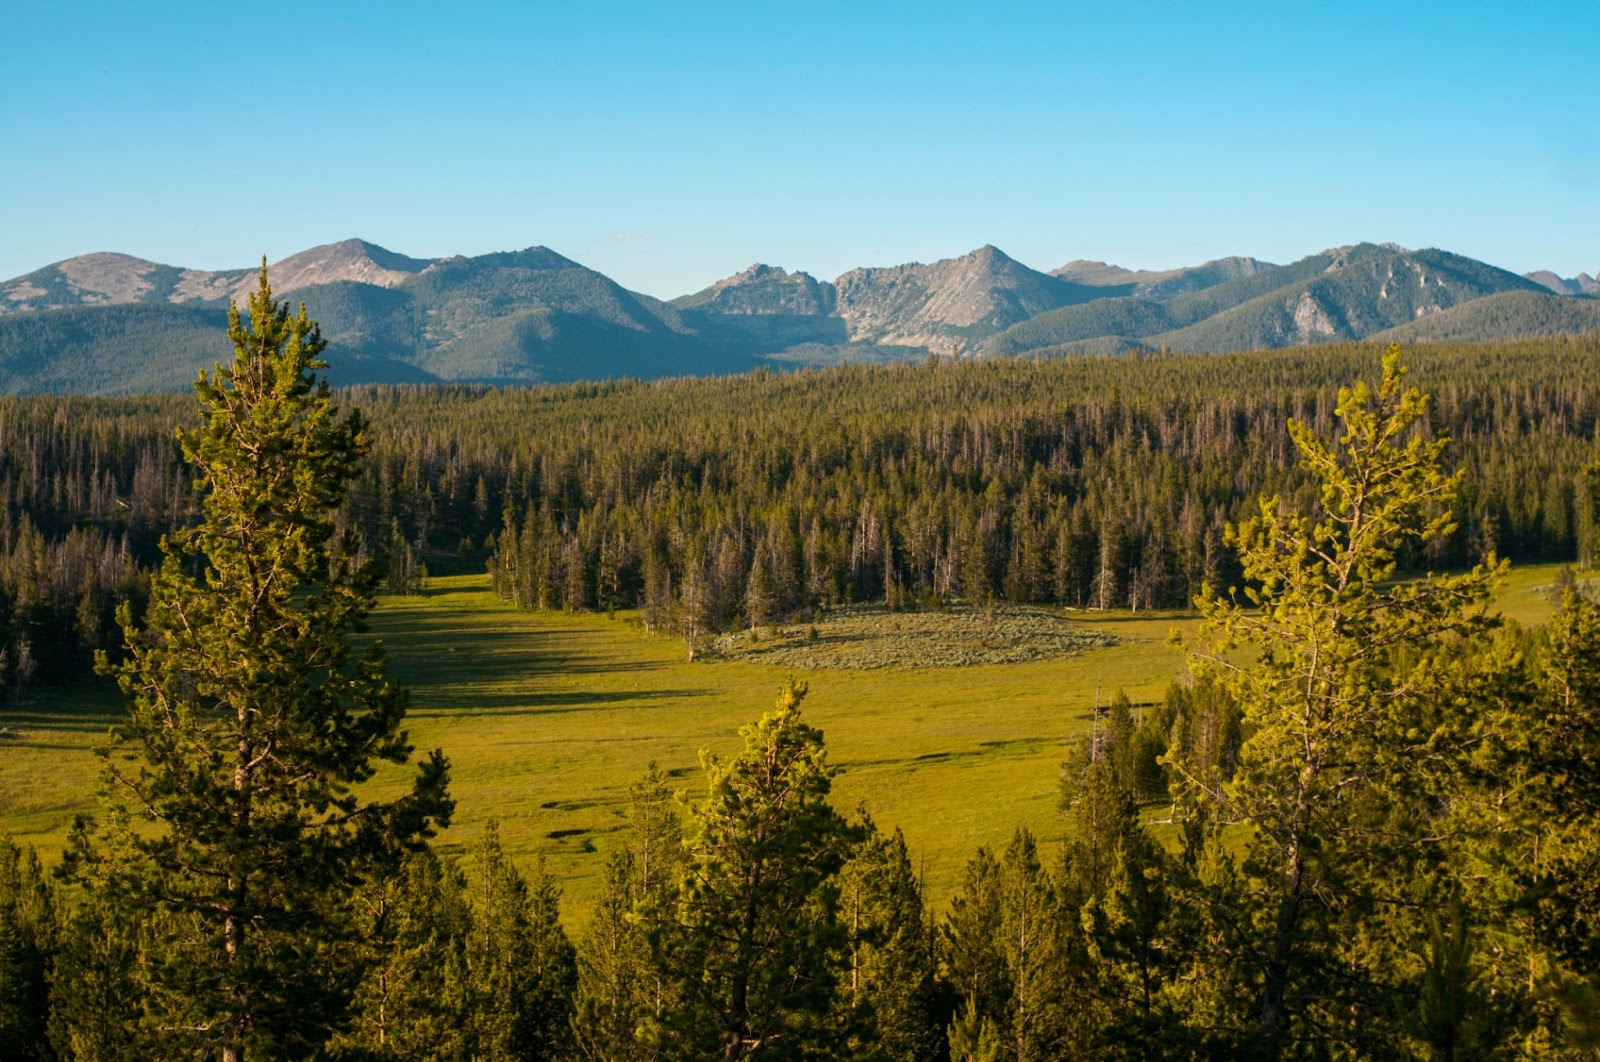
[
  {"x1": 984, "y1": 244, "x2": 1550, "y2": 356},
  {"x1": 0, "y1": 238, "x2": 1596, "y2": 394},
  {"x1": 1051, "y1": 256, "x2": 1273, "y2": 299},
  {"x1": 0, "y1": 238, "x2": 434, "y2": 316},
  {"x1": 1525, "y1": 269, "x2": 1600, "y2": 296},
  {"x1": 1371, "y1": 289, "x2": 1600, "y2": 344}
]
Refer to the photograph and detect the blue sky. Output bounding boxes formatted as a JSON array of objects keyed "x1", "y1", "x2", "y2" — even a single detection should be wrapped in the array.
[{"x1": 3, "y1": 2, "x2": 1595, "y2": 298}]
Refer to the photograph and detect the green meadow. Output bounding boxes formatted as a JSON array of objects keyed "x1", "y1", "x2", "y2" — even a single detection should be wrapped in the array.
[{"x1": 0, "y1": 561, "x2": 1572, "y2": 920}]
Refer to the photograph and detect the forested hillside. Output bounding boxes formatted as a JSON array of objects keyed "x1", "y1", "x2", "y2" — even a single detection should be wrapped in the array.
[{"x1": 0, "y1": 337, "x2": 1596, "y2": 696}]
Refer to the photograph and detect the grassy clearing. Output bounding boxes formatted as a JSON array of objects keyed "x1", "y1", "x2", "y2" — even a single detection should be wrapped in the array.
[
  {"x1": 710, "y1": 601, "x2": 1117, "y2": 669},
  {"x1": 0, "y1": 562, "x2": 1574, "y2": 922}
]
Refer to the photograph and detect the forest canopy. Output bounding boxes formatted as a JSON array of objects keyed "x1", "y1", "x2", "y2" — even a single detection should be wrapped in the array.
[{"x1": 0, "y1": 336, "x2": 1596, "y2": 688}]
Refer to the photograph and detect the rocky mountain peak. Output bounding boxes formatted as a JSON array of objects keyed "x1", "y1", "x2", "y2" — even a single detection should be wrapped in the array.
[
  {"x1": 962, "y1": 244, "x2": 1013, "y2": 268},
  {"x1": 258, "y1": 238, "x2": 431, "y2": 296},
  {"x1": 673, "y1": 262, "x2": 832, "y2": 316},
  {"x1": 832, "y1": 246, "x2": 1082, "y2": 347},
  {"x1": 1052, "y1": 259, "x2": 1133, "y2": 280}
]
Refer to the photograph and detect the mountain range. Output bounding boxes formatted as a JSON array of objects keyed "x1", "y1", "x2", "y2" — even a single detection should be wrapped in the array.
[{"x1": 1, "y1": 238, "x2": 1595, "y2": 393}]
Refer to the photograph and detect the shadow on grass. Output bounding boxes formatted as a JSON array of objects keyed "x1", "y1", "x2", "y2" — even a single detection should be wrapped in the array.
[
  {"x1": 842, "y1": 737, "x2": 1051, "y2": 773},
  {"x1": 0, "y1": 740, "x2": 107, "y2": 752},
  {"x1": 409, "y1": 687, "x2": 714, "y2": 716},
  {"x1": 373, "y1": 619, "x2": 668, "y2": 687},
  {"x1": 0, "y1": 711, "x2": 119, "y2": 731},
  {"x1": 1065, "y1": 609, "x2": 1193, "y2": 630}
]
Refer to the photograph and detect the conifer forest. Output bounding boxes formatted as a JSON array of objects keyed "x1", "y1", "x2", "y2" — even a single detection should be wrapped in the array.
[{"x1": 6, "y1": 276, "x2": 1600, "y2": 1060}]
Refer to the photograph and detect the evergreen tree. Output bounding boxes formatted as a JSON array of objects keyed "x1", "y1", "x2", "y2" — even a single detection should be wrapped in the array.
[
  {"x1": 575, "y1": 765, "x2": 684, "y2": 1061},
  {"x1": 1180, "y1": 347, "x2": 1503, "y2": 1055},
  {"x1": 574, "y1": 849, "x2": 655, "y2": 1061},
  {"x1": 335, "y1": 848, "x2": 473, "y2": 1060},
  {"x1": 464, "y1": 822, "x2": 577, "y2": 1061},
  {"x1": 995, "y1": 829, "x2": 1069, "y2": 1061},
  {"x1": 830, "y1": 819, "x2": 941, "y2": 1060},
  {"x1": 88, "y1": 267, "x2": 453, "y2": 1060},
  {"x1": 1514, "y1": 588, "x2": 1600, "y2": 1048},
  {"x1": 663, "y1": 680, "x2": 857, "y2": 1060},
  {"x1": 943, "y1": 847, "x2": 1008, "y2": 1054},
  {"x1": 943, "y1": 833, "x2": 1082, "y2": 1060},
  {"x1": 0, "y1": 838, "x2": 55, "y2": 1061},
  {"x1": 47, "y1": 880, "x2": 150, "y2": 1062}
]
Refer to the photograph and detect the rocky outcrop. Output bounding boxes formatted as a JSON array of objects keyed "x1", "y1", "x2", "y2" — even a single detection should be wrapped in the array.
[
  {"x1": 672, "y1": 264, "x2": 836, "y2": 316},
  {"x1": 833, "y1": 245, "x2": 1095, "y2": 348}
]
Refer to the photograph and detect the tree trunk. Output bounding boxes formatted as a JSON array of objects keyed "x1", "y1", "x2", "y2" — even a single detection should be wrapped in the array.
[{"x1": 1258, "y1": 842, "x2": 1304, "y2": 1058}]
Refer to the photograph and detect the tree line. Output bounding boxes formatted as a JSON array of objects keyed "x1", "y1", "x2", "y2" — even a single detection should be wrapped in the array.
[{"x1": 3, "y1": 337, "x2": 1600, "y2": 696}]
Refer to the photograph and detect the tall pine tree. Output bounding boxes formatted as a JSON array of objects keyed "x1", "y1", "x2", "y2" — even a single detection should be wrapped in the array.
[
  {"x1": 1179, "y1": 347, "x2": 1502, "y2": 1056},
  {"x1": 87, "y1": 266, "x2": 453, "y2": 1060}
]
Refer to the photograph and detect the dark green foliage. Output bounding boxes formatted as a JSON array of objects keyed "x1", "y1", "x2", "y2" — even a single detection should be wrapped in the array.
[
  {"x1": 574, "y1": 849, "x2": 656, "y2": 1061},
  {"x1": 983, "y1": 297, "x2": 1174, "y2": 355},
  {"x1": 658, "y1": 680, "x2": 859, "y2": 1060},
  {"x1": 943, "y1": 847, "x2": 1007, "y2": 1055},
  {"x1": 1181, "y1": 348, "x2": 1507, "y2": 1055},
  {"x1": 15, "y1": 337, "x2": 1600, "y2": 1056},
  {"x1": 1528, "y1": 591, "x2": 1600, "y2": 976},
  {"x1": 0, "y1": 303, "x2": 231, "y2": 394},
  {"x1": 81, "y1": 268, "x2": 453, "y2": 1060},
  {"x1": 47, "y1": 873, "x2": 151, "y2": 1061},
  {"x1": 327, "y1": 830, "x2": 578, "y2": 1062},
  {"x1": 335, "y1": 848, "x2": 474, "y2": 1060},
  {"x1": 0, "y1": 302, "x2": 429, "y2": 395},
  {"x1": 486, "y1": 339, "x2": 1600, "y2": 634},
  {"x1": 4, "y1": 339, "x2": 1600, "y2": 688},
  {"x1": 944, "y1": 831, "x2": 1084, "y2": 1061},
  {"x1": 831, "y1": 820, "x2": 941, "y2": 1061},
  {"x1": 0, "y1": 839, "x2": 55, "y2": 1061},
  {"x1": 464, "y1": 822, "x2": 577, "y2": 1061},
  {"x1": 574, "y1": 765, "x2": 682, "y2": 1061}
]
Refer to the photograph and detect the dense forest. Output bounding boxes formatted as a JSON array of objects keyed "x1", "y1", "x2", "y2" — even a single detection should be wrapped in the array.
[
  {"x1": 0, "y1": 336, "x2": 1597, "y2": 690},
  {"x1": 4, "y1": 312, "x2": 1600, "y2": 1057}
]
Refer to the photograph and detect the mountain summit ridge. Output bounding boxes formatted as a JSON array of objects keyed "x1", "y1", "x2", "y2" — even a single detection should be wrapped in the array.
[{"x1": 1, "y1": 238, "x2": 1596, "y2": 394}]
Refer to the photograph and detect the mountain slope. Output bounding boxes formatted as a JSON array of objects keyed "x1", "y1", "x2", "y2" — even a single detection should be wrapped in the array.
[
  {"x1": 0, "y1": 241, "x2": 752, "y2": 390},
  {"x1": 984, "y1": 244, "x2": 1549, "y2": 356},
  {"x1": 1051, "y1": 256, "x2": 1274, "y2": 299},
  {"x1": 0, "y1": 238, "x2": 435, "y2": 316},
  {"x1": 0, "y1": 303, "x2": 432, "y2": 395},
  {"x1": 1369, "y1": 290, "x2": 1600, "y2": 344},
  {"x1": 244, "y1": 238, "x2": 431, "y2": 298},
  {"x1": 1525, "y1": 270, "x2": 1600, "y2": 296},
  {"x1": 670, "y1": 264, "x2": 845, "y2": 353},
  {"x1": 1144, "y1": 246, "x2": 1544, "y2": 351},
  {"x1": 832, "y1": 245, "x2": 1102, "y2": 349},
  {"x1": 983, "y1": 298, "x2": 1174, "y2": 355},
  {"x1": 2, "y1": 253, "x2": 192, "y2": 314},
  {"x1": 398, "y1": 247, "x2": 722, "y2": 381},
  {"x1": 1, "y1": 238, "x2": 1596, "y2": 393},
  {"x1": 671, "y1": 264, "x2": 836, "y2": 315}
]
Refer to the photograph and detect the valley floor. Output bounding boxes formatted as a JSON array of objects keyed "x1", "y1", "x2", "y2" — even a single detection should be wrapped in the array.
[{"x1": 0, "y1": 563, "x2": 1569, "y2": 919}]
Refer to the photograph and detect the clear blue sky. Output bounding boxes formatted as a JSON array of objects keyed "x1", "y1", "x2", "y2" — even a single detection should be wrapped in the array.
[{"x1": 3, "y1": 2, "x2": 1595, "y2": 298}]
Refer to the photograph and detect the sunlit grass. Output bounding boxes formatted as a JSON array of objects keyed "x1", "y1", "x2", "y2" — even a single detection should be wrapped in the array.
[{"x1": 0, "y1": 563, "x2": 1574, "y2": 921}]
